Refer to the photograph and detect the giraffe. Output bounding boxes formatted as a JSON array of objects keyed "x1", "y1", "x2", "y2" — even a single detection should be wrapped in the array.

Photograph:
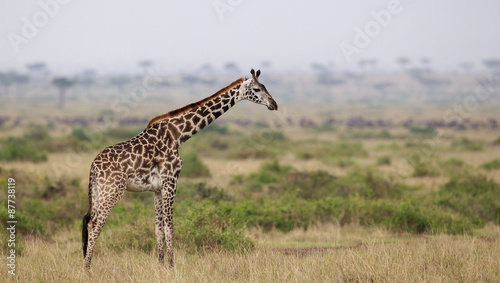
[{"x1": 82, "y1": 69, "x2": 277, "y2": 271}]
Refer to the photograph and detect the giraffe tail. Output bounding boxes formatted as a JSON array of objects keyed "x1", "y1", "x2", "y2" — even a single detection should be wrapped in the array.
[
  {"x1": 83, "y1": 166, "x2": 96, "y2": 258},
  {"x1": 82, "y1": 212, "x2": 90, "y2": 258}
]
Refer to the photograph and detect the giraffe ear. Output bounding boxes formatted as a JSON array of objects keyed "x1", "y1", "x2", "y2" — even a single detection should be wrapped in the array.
[{"x1": 256, "y1": 69, "x2": 261, "y2": 78}]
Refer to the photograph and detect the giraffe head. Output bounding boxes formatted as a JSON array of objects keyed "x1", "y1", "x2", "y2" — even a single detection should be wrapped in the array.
[{"x1": 242, "y1": 69, "x2": 278, "y2": 111}]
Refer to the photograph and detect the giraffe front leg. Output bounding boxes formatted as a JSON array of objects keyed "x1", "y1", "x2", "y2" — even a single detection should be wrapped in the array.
[
  {"x1": 161, "y1": 176, "x2": 178, "y2": 268},
  {"x1": 154, "y1": 192, "x2": 165, "y2": 263}
]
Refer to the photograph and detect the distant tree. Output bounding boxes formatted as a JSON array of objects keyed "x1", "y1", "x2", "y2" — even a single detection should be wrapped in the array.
[
  {"x1": 77, "y1": 69, "x2": 96, "y2": 98},
  {"x1": 358, "y1": 58, "x2": 377, "y2": 72},
  {"x1": 310, "y1": 62, "x2": 329, "y2": 73},
  {"x1": 0, "y1": 72, "x2": 13, "y2": 96},
  {"x1": 52, "y1": 77, "x2": 74, "y2": 108},
  {"x1": 459, "y1": 62, "x2": 473, "y2": 73},
  {"x1": 224, "y1": 62, "x2": 240, "y2": 73},
  {"x1": 367, "y1": 58, "x2": 378, "y2": 69},
  {"x1": 373, "y1": 82, "x2": 393, "y2": 98},
  {"x1": 138, "y1": 60, "x2": 153, "y2": 74},
  {"x1": 396, "y1": 57, "x2": 410, "y2": 71},
  {"x1": 11, "y1": 72, "x2": 30, "y2": 98},
  {"x1": 310, "y1": 62, "x2": 342, "y2": 85},
  {"x1": 26, "y1": 62, "x2": 48, "y2": 77},
  {"x1": 109, "y1": 76, "x2": 130, "y2": 99},
  {"x1": 199, "y1": 63, "x2": 214, "y2": 73},
  {"x1": 420, "y1": 57, "x2": 432, "y2": 72},
  {"x1": 483, "y1": 59, "x2": 500, "y2": 73}
]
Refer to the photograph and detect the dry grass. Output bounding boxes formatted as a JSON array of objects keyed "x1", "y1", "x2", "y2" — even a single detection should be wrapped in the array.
[
  {"x1": 5, "y1": 226, "x2": 500, "y2": 282},
  {"x1": 3, "y1": 76, "x2": 500, "y2": 281}
]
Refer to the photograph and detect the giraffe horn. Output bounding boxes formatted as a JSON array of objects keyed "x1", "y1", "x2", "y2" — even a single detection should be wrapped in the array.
[
  {"x1": 250, "y1": 69, "x2": 256, "y2": 78},
  {"x1": 256, "y1": 69, "x2": 261, "y2": 78}
]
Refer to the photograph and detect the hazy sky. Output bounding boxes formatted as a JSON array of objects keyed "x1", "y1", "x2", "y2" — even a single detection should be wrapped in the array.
[{"x1": 1, "y1": 0, "x2": 499, "y2": 74}]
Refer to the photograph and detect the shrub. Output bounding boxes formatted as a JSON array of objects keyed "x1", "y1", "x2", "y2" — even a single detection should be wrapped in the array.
[
  {"x1": 0, "y1": 137, "x2": 47, "y2": 162},
  {"x1": 297, "y1": 141, "x2": 368, "y2": 161},
  {"x1": 177, "y1": 183, "x2": 232, "y2": 203},
  {"x1": 344, "y1": 130, "x2": 393, "y2": 139},
  {"x1": 180, "y1": 152, "x2": 210, "y2": 178},
  {"x1": 248, "y1": 160, "x2": 292, "y2": 185},
  {"x1": 71, "y1": 127, "x2": 92, "y2": 142},
  {"x1": 481, "y1": 159, "x2": 500, "y2": 171},
  {"x1": 377, "y1": 156, "x2": 391, "y2": 165},
  {"x1": 175, "y1": 200, "x2": 254, "y2": 252},
  {"x1": 390, "y1": 199, "x2": 432, "y2": 233},
  {"x1": 452, "y1": 137, "x2": 483, "y2": 151},
  {"x1": 438, "y1": 174, "x2": 500, "y2": 225},
  {"x1": 409, "y1": 126, "x2": 435, "y2": 137},
  {"x1": 232, "y1": 194, "x2": 314, "y2": 232},
  {"x1": 441, "y1": 158, "x2": 464, "y2": 167},
  {"x1": 412, "y1": 163, "x2": 439, "y2": 177},
  {"x1": 201, "y1": 123, "x2": 229, "y2": 135}
]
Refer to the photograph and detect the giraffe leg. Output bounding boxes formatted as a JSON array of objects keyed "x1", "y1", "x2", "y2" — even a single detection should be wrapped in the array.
[
  {"x1": 84, "y1": 206, "x2": 107, "y2": 271},
  {"x1": 84, "y1": 181, "x2": 125, "y2": 271},
  {"x1": 161, "y1": 176, "x2": 178, "y2": 268},
  {"x1": 154, "y1": 191, "x2": 165, "y2": 263}
]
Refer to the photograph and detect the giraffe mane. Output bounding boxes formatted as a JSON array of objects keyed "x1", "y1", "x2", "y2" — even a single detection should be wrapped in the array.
[{"x1": 146, "y1": 77, "x2": 245, "y2": 128}]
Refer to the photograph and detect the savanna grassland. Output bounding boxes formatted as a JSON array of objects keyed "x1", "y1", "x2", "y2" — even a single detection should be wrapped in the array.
[{"x1": 1, "y1": 72, "x2": 500, "y2": 282}]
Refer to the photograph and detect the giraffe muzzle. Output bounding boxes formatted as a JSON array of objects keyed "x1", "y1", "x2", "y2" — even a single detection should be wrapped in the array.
[{"x1": 267, "y1": 98, "x2": 278, "y2": 111}]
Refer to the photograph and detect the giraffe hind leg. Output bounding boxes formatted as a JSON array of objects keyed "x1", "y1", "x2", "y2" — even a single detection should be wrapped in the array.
[{"x1": 84, "y1": 180, "x2": 125, "y2": 271}]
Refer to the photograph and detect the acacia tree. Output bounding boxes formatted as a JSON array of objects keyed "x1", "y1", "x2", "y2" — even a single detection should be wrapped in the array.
[
  {"x1": 483, "y1": 59, "x2": 500, "y2": 73},
  {"x1": 11, "y1": 72, "x2": 30, "y2": 98},
  {"x1": 138, "y1": 60, "x2": 153, "y2": 71},
  {"x1": 0, "y1": 72, "x2": 13, "y2": 96},
  {"x1": 396, "y1": 57, "x2": 410, "y2": 71},
  {"x1": 26, "y1": 62, "x2": 48, "y2": 78},
  {"x1": 224, "y1": 62, "x2": 240, "y2": 73},
  {"x1": 52, "y1": 77, "x2": 74, "y2": 108}
]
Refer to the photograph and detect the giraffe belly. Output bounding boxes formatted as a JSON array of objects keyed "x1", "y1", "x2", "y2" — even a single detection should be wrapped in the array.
[{"x1": 126, "y1": 170, "x2": 162, "y2": 192}]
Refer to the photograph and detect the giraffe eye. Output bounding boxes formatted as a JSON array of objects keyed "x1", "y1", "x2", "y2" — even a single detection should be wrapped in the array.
[{"x1": 253, "y1": 88, "x2": 261, "y2": 92}]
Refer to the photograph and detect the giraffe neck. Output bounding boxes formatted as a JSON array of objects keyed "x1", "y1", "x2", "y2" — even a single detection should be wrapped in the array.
[{"x1": 147, "y1": 78, "x2": 247, "y2": 147}]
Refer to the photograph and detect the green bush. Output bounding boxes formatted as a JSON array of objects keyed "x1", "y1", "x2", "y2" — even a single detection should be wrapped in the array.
[
  {"x1": 390, "y1": 199, "x2": 431, "y2": 233},
  {"x1": 377, "y1": 156, "x2": 391, "y2": 165},
  {"x1": 296, "y1": 141, "x2": 368, "y2": 161},
  {"x1": 481, "y1": 159, "x2": 500, "y2": 171},
  {"x1": 201, "y1": 123, "x2": 229, "y2": 135},
  {"x1": 344, "y1": 130, "x2": 393, "y2": 139},
  {"x1": 452, "y1": 137, "x2": 483, "y2": 151},
  {"x1": 177, "y1": 183, "x2": 232, "y2": 203},
  {"x1": 409, "y1": 126, "x2": 435, "y2": 137},
  {"x1": 438, "y1": 174, "x2": 500, "y2": 225},
  {"x1": 248, "y1": 160, "x2": 292, "y2": 186},
  {"x1": 412, "y1": 163, "x2": 439, "y2": 177},
  {"x1": 71, "y1": 127, "x2": 92, "y2": 142},
  {"x1": 0, "y1": 137, "x2": 47, "y2": 162},
  {"x1": 175, "y1": 200, "x2": 254, "y2": 252},
  {"x1": 180, "y1": 152, "x2": 210, "y2": 178}
]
